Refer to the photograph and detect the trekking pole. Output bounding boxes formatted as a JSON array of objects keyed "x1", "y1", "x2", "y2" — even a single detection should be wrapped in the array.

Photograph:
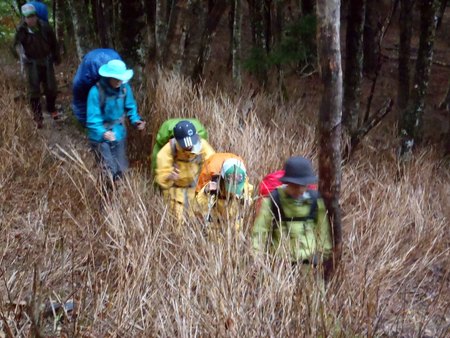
[{"x1": 204, "y1": 175, "x2": 220, "y2": 223}]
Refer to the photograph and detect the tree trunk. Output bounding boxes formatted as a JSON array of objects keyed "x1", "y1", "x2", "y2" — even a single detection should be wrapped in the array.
[
  {"x1": 264, "y1": 0, "x2": 272, "y2": 52},
  {"x1": 55, "y1": 0, "x2": 67, "y2": 55},
  {"x1": 399, "y1": 0, "x2": 440, "y2": 157},
  {"x1": 163, "y1": 0, "x2": 198, "y2": 73},
  {"x1": 192, "y1": 1, "x2": 229, "y2": 82},
  {"x1": 248, "y1": 0, "x2": 269, "y2": 86},
  {"x1": 442, "y1": 83, "x2": 450, "y2": 154},
  {"x1": 397, "y1": 0, "x2": 415, "y2": 111},
  {"x1": 67, "y1": 0, "x2": 96, "y2": 60},
  {"x1": 144, "y1": 0, "x2": 157, "y2": 62},
  {"x1": 316, "y1": 0, "x2": 343, "y2": 270},
  {"x1": 436, "y1": 0, "x2": 447, "y2": 29},
  {"x1": 92, "y1": 0, "x2": 113, "y2": 48},
  {"x1": 119, "y1": 0, "x2": 147, "y2": 67},
  {"x1": 363, "y1": 0, "x2": 381, "y2": 75},
  {"x1": 155, "y1": 0, "x2": 169, "y2": 64},
  {"x1": 301, "y1": 0, "x2": 315, "y2": 15},
  {"x1": 274, "y1": 0, "x2": 286, "y2": 99},
  {"x1": 232, "y1": 0, "x2": 243, "y2": 92},
  {"x1": 343, "y1": 0, "x2": 366, "y2": 136}
]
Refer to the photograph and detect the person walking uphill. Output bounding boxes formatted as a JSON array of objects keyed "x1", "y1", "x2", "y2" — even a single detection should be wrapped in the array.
[
  {"x1": 87, "y1": 59, "x2": 145, "y2": 184},
  {"x1": 155, "y1": 120, "x2": 215, "y2": 221},
  {"x1": 13, "y1": 3, "x2": 61, "y2": 129},
  {"x1": 195, "y1": 155, "x2": 253, "y2": 234},
  {"x1": 252, "y1": 157, "x2": 332, "y2": 270}
]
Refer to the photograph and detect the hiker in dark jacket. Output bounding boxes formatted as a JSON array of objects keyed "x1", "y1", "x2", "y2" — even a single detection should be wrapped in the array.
[
  {"x1": 13, "y1": 3, "x2": 61, "y2": 129},
  {"x1": 252, "y1": 157, "x2": 332, "y2": 267}
]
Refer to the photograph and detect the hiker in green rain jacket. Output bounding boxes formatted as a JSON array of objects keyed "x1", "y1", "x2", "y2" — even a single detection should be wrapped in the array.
[{"x1": 252, "y1": 157, "x2": 332, "y2": 265}]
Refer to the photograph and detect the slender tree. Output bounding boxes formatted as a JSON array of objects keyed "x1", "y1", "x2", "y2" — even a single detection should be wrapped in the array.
[
  {"x1": 93, "y1": 0, "x2": 114, "y2": 48},
  {"x1": 274, "y1": 0, "x2": 286, "y2": 98},
  {"x1": 232, "y1": 0, "x2": 243, "y2": 91},
  {"x1": 436, "y1": 0, "x2": 447, "y2": 29},
  {"x1": 55, "y1": 0, "x2": 67, "y2": 55},
  {"x1": 247, "y1": 0, "x2": 269, "y2": 86},
  {"x1": 439, "y1": 82, "x2": 450, "y2": 154},
  {"x1": 399, "y1": 0, "x2": 440, "y2": 157},
  {"x1": 343, "y1": 0, "x2": 366, "y2": 137},
  {"x1": 119, "y1": 0, "x2": 147, "y2": 67},
  {"x1": 397, "y1": 0, "x2": 415, "y2": 111},
  {"x1": 363, "y1": 0, "x2": 381, "y2": 75},
  {"x1": 301, "y1": 0, "x2": 315, "y2": 15},
  {"x1": 67, "y1": 0, "x2": 96, "y2": 60},
  {"x1": 144, "y1": 0, "x2": 157, "y2": 61},
  {"x1": 163, "y1": 0, "x2": 203, "y2": 74},
  {"x1": 316, "y1": 0, "x2": 343, "y2": 270},
  {"x1": 155, "y1": 0, "x2": 169, "y2": 64},
  {"x1": 192, "y1": 1, "x2": 229, "y2": 82}
]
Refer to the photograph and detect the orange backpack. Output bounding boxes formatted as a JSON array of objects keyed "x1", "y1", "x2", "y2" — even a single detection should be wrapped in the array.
[{"x1": 195, "y1": 153, "x2": 244, "y2": 193}]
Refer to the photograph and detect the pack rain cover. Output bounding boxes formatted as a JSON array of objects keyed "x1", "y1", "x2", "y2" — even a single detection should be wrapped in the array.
[
  {"x1": 72, "y1": 49, "x2": 122, "y2": 126},
  {"x1": 28, "y1": 1, "x2": 49, "y2": 22}
]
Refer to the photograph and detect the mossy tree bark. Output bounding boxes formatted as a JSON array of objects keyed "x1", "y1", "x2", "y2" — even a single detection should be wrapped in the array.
[
  {"x1": 399, "y1": 0, "x2": 440, "y2": 157},
  {"x1": 316, "y1": 0, "x2": 343, "y2": 268},
  {"x1": 67, "y1": 0, "x2": 96, "y2": 61},
  {"x1": 343, "y1": 0, "x2": 366, "y2": 137},
  {"x1": 397, "y1": 0, "x2": 415, "y2": 111}
]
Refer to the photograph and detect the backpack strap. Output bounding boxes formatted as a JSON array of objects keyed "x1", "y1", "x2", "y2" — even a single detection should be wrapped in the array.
[
  {"x1": 170, "y1": 138, "x2": 204, "y2": 188},
  {"x1": 270, "y1": 188, "x2": 318, "y2": 224}
]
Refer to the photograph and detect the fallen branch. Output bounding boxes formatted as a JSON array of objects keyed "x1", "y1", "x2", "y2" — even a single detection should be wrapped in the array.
[
  {"x1": 363, "y1": 0, "x2": 397, "y2": 123},
  {"x1": 344, "y1": 98, "x2": 394, "y2": 160},
  {"x1": 382, "y1": 49, "x2": 450, "y2": 68},
  {"x1": 354, "y1": 98, "x2": 394, "y2": 149}
]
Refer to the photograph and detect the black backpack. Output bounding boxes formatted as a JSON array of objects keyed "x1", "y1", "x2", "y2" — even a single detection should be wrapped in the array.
[{"x1": 269, "y1": 188, "x2": 318, "y2": 225}]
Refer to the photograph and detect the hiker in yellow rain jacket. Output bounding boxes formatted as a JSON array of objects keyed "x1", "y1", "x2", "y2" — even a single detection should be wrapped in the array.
[
  {"x1": 155, "y1": 120, "x2": 215, "y2": 220},
  {"x1": 252, "y1": 157, "x2": 332, "y2": 268},
  {"x1": 195, "y1": 156, "x2": 254, "y2": 234}
]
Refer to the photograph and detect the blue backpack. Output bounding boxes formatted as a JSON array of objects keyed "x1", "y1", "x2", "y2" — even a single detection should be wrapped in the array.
[
  {"x1": 28, "y1": 1, "x2": 48, "y2": 22},
  {"x1": 72, "y1": 49, "x2": 122, "y2": 127}
]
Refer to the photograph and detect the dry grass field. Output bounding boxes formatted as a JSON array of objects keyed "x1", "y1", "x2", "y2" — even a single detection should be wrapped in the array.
[{"x1": 0, "y1": 65, "x2": 449, "y2": 337}]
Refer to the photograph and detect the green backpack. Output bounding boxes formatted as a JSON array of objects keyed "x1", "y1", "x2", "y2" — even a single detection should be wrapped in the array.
[{"x1": 151, "y1": 118, "x2": 209, "y2": 172}]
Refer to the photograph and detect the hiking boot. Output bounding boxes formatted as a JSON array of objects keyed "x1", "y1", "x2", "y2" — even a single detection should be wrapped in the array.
[{"x1": 36, "y1": 120, "x2": 44, "y2": 129}]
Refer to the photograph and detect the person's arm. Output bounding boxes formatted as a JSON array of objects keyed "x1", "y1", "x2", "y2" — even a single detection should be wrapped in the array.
[
  {"x1": 155, "y1": 143, "x2": 176, "y2": 190},
  {"x1": 86, "y1": 86, "x2": 108, "y2": 141},
  {"x1": 251, "y1": 198, "x2": 273, "y2": 253},
  {"x1": 123, "y1": 83, "x2": 141, "y2": 125},
  {"x1": 45, "y1": 24, "x2": 60, "y2": 65},
  {"x1": 195, "y1": 184, "x2": 212, "y2": 213},
  {"x1": 12, "y1": 24, "x2": 25, "y2": 55},
  {"x1": 315, "y1": 198, "x2": 333, "y2": 260},
  {"x1": 200, "y1": 140, "x2": 215, "y2": 160}
]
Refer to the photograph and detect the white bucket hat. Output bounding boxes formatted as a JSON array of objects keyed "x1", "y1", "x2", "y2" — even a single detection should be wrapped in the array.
[{"x1": 98, "y1": 59, "x2": 134, "y2": 83}]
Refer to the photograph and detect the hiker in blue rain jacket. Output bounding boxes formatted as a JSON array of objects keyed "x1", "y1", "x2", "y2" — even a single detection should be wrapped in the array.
[{"x1": 87, "y1": 59, "x2": 145, "y2": 182}]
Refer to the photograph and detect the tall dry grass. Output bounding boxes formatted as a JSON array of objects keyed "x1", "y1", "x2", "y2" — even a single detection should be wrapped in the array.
[{"x1": 0, "y1": 69, "x2": 448, "y2": 337}]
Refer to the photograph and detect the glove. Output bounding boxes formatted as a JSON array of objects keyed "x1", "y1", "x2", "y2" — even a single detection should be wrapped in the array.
[
  {"x1": 167, "y1": 167, "x2": 180, "y2": 181},
  {"x1": 204, "y1": 181, "x2": 218, "y2": 195},
  {"x1": 103, "y1": 131, "x2": 116, "y2": 142},
  {"x1": 135, "y1": 120, "x2": 146, "y2": 130}
]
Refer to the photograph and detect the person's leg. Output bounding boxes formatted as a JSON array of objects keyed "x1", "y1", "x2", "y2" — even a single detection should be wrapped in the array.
[
  {"x1": 26, "y1": 62, "x2": 42, "y2": 127},
  {"x1": 42, "y1": 61, "x2": 58, "y2": 118},
  {"x1": 110, "y1": 139, "x2": 129, "y2": 181},
  {"x1": 90, "y1": 141, "x2": 119, "y2": 180}
]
